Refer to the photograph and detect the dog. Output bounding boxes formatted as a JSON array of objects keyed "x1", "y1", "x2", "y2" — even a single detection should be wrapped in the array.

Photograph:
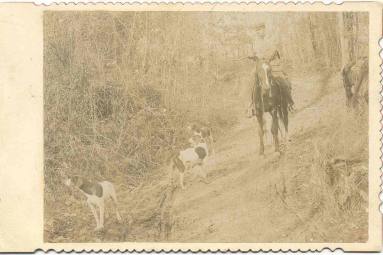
[
  {"x1": 187, "y1": 123, "x2": 214, "y2": 155},
  {"x1": 65, "y1": 176, "x2": 122, "y2": 231},
  {"x1": 170, "y1": 135, "x2": 209, "y2": 189}
]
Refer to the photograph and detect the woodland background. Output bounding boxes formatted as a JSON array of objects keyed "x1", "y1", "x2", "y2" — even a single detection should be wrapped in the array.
[{"x1": 44, "y1": 11, "x2": 369, "y2": 242}]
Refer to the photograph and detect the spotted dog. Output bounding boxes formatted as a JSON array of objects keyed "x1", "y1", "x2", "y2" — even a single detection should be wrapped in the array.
[
  {"x1": 187, "y1": 123, "x2": 214, "y2": 155},
  {"x1": 65, "y1": 176, "x2": 122, "y2": 230},
  {"x1": 171, "y1": 135, "x2": 209, "y2": 189}
]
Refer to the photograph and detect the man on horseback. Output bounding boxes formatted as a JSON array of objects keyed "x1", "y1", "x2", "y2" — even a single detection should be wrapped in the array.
[{"x1": 247, "y1": 50, "x2": 294, "y2": 155}]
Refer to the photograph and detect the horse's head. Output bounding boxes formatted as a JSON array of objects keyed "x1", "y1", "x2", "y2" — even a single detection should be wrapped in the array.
[
  {"x1": 255, "y1": 60, "x2": 272, "y2": 91},
  {"x1": 248, "y1": 53, "x2": 272, "y2": 91}
]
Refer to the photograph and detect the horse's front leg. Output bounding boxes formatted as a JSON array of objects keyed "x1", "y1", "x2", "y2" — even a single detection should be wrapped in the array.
[
  {"x1": 271, "y1": 109, "x2": 280, "y2": 153},
  {"x1": 256, "y1": 113, "x2": 265, "y2": 155}
]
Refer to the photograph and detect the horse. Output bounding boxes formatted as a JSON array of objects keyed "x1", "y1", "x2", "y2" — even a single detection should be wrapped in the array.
[
  {"x1": 249, "y1": 56, "x2": 289, "y2": 155},
  {"x1": 341, "y1": 57, "x2": 368, "y2": 108}
]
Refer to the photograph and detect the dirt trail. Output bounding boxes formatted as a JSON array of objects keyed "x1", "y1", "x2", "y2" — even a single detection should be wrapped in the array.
[
  {"x1": 47, "y1": 71, "x2": 366, "y2": 243},
  {"x1": 163, "y1": 71, "x2": 365, "y2": 243}
]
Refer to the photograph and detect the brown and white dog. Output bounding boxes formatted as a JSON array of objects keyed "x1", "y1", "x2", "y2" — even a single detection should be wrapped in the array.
[
  {"x1": 65, "y1": 176, "x2": 122, "y2": 231},
  {"x1": 187, "y1": 123, "x2": 214, "y2": 155},
  {"x1": 170, "y1": 135, "x2": 209, "y2": 189}
]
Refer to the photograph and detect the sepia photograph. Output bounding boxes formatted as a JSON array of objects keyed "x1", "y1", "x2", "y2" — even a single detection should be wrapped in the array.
[{"x1": 43, "y1": 11, "x2": 369, "y2": 243}]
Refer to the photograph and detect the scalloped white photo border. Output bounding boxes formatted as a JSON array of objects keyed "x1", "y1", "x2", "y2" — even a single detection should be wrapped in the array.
[{"x1": 0, "y1": 2, "x2": 381, "y2": 252}]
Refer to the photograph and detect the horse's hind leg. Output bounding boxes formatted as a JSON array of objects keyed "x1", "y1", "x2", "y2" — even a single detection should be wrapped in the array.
[
  {"x1": 271, "y1": 109, "x2": 280, "y2": 153},
  {"x1": 277, "y1": 108, "x2": 285, "y2": 141},
  {"x1": 282, "y1": 105, "x2": 289, "y2": 142},
  {"x1": 285, "y1": 115, "x2": 289, "y2": 141}
]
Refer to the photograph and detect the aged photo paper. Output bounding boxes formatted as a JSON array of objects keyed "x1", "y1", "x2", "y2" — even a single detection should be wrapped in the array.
[{"x1": 0, "y1": 2, "x2": 381, "y2": 252}]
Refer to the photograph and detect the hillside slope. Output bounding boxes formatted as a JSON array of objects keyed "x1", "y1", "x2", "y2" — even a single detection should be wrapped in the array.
[{"x1": 45, "y1": 71, "x2": 368, "y2": 243}]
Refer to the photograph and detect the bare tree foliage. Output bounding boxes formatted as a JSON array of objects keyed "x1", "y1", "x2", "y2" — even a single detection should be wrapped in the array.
[{"x1": 44, "y1": 11, "x2": 369, "y2": 242}]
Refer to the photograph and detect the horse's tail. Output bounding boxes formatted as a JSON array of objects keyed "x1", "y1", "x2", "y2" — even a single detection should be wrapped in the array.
[{"x1": 275, "y1": 77, "x2": 289, "y2": 133}]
